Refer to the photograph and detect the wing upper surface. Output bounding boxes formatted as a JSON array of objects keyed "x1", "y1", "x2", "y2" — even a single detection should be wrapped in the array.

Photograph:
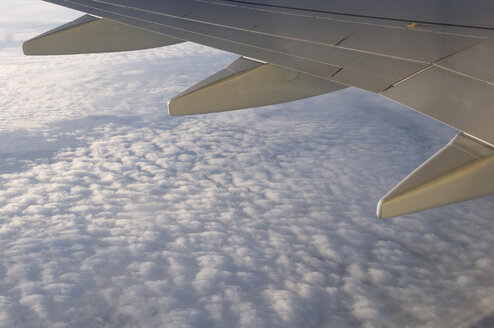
[
  {"x1": 40, "y1": 0, "x2": 494, "y2": 138},
  {"x1": 228, "y1": 0, "x2": 494, "y2": 30},
  {"x1": 41, "y1": 0, "x2": 494, "y2": 144}
]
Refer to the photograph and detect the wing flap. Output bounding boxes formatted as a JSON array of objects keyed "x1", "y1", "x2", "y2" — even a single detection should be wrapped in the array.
[
  {"x1": 169, "y1": 57, "x2": 347, "y2": 116},
  {"x1": 378, "y1": 133, "x2": 494, "y2": 218},
  {"x1": 23, "y1": 14, "x2": 182, "y2": 55}
]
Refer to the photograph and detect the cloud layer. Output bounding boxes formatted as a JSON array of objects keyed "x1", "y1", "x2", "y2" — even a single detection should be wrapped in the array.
[{"x1": 1, "y1": 2, "x2": 494, "y2": 327}]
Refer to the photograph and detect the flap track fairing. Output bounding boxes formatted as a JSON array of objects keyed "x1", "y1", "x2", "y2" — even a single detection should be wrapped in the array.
[
  {"x1": 168, "y1": 57, "x2": 347, "y2": 116},
  {"x1": 23, "y1": 14, "x2": 183, "y2": 56},
  {"x1": 378, "y1": 133, "x2": 494, "y2": 218}
]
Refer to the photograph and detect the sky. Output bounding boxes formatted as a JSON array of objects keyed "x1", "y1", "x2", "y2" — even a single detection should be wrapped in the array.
[{"x1": 1, "y1": 1, "x2": 494, "y2": 327}]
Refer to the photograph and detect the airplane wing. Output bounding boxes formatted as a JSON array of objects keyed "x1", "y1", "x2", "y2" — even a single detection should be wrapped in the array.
[{"x1": 24, "y1": 0, "x2": 494, "y2": 217}]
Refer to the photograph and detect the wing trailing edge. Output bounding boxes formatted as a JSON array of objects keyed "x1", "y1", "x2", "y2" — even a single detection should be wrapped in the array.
[
  {"x1": 23, "y1": 14, "x2": 183, "y2": 56},
  {"x1": 378, "y1": 133, "x2": 494, "y2": 218},
  {"x1": 168, "y1": 57, "x2": 347, "y2": 116}
]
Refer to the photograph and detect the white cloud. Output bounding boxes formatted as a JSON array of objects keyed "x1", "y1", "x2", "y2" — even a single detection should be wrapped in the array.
[{"x1": 1, "y1": 1, "x2": 494, "y2": 328}]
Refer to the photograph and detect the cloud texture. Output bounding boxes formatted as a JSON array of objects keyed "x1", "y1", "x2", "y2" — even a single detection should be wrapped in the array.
[{"x1": 1, "y1": 2, "x2": 494, "y2": 327}]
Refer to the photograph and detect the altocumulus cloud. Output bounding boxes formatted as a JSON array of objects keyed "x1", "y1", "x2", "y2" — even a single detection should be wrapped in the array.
[{"x1": 1, "y1": 2, "x2": 494, "y2": 328}]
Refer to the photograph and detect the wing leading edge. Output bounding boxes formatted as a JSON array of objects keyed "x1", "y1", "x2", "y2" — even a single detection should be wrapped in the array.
[{"x1": 25, "y1": 0, "x2": 494, "y2": 217}]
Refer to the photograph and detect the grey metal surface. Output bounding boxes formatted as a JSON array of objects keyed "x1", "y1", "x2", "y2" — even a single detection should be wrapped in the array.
[
  {"x1": 385, "y1": 134, "x2": 494, "y2": 199},
  {"x1": 331, "y1": 54, "x2": 427, "y2": 93},
  {"x1": 43, "y1": 1, "x2": 486, "y2": 61},
  {"x1": 175, "y1": 57, "x2": 263, "y2": 97},
  {"x1": 186, "y1": 2, "x2": 262, "y2": 30},
  {"x1": 338, "y1": 25, "x2": 480, "y2": 63},
  {"x1": 23, "y1": 14, "x2": 183, "y2": 55},
  {"x1": 25, "y1": 14, "x2": 99, "y2": 41},
  {"x1": 41, "y1": 0, "x2": 342, "y2": 79},
  {"x1": 98, "y1": 0, "x2": 196, "y2": 17},
  {"x1": 169, "y1": 57, "x2": 347, "y2": 115},
  {"x1": 437, "y1": 37, "x2": 494, "y2": 82},
  {"x1": 233, "y1": 0, "x2": 494, "y2": 30},
  {"x1": 383, "y1": 66, "x2": 494, "y2": 145},
  {"x1": 253, "y1": 15, "x2": 359, "y2": 46},
  {"x1": 378, "y1": 133, "x2": 494, "y2": 218}
]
